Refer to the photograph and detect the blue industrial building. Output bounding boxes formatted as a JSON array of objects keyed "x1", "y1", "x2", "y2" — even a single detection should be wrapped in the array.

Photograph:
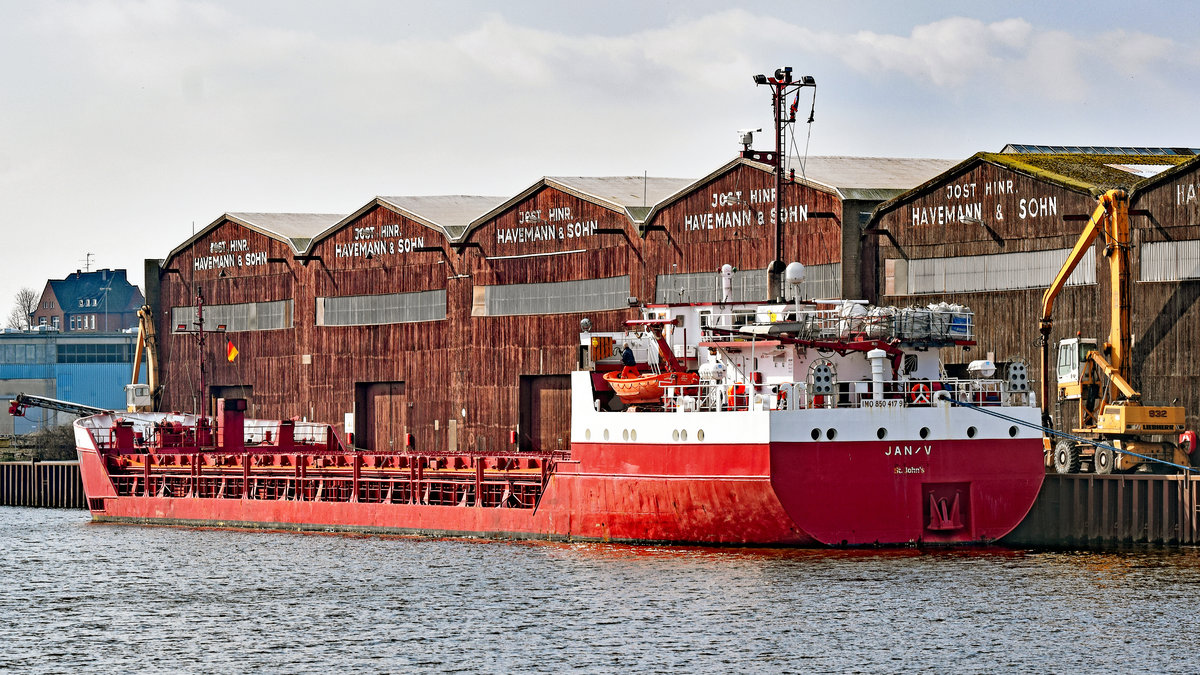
[{"x1": 0, "y1": 329, "x2": 146, "y2": 434}]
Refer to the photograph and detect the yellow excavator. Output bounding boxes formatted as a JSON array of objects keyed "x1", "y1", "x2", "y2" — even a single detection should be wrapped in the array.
[
  {"x1": 126, "y1": 305, "x2": 160, "y2": 412},
  {"x1": 1040, "y1": 189, "x2": 1189, "y2": 474}
]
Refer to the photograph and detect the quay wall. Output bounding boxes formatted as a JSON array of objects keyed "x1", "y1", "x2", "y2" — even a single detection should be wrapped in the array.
[
  {"x1": 1004, "y1": 474, "x2": 1200, "y2": 548},
  {"x1": 0, "y1": 461, "x2": 85, "y2": 509}
]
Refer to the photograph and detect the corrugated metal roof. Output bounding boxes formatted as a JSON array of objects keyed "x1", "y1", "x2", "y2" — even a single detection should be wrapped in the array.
[
  {"x1": 167, "y1": 212, "x2": 347, "y2": 266},
  {"x1": 979, "y1": 152, "x2": 1191, "y2": 192},
  {"x1": 378, "y1": 195, "x2": 507, "y2": 239},
  {"x1": 644, "y1": 155, "x2": 957, "y2": 225},
  {"x1": 227, "y1": 212, "x2": 346, "y2": 250},
  {"x1": 546, "y1": 176, "x2": 696, "y2": 210},
  {"x1": 790, "y1": 156, "x2": 959, "y2": 194},
  {"x1": 1001, "y1": 144, "x2": 1199, "y2": 156},
  {"x1": 1129, "y1": 153, "x2": 1200, "y2": 199}
]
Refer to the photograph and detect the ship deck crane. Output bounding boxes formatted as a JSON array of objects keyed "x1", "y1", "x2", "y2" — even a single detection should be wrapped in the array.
[
  {"x1": 1039, "y1": 189, "x2": 1191, "y2": 473},
  {"x1": 8, "y1": 393, "x2": 107, "y2": 418}
]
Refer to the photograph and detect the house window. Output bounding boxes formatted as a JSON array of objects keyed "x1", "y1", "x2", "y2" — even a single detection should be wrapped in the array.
[
  {"x1": 52, "y1": 316, "x2": 60, "y2": 329},
  {"x1": 38, "y1": 317, "x2": 45, "y2": 326}
]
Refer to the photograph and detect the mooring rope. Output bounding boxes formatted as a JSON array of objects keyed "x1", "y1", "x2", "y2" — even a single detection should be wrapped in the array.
[{"x1": 943, "y1": 395, "x2": 1197, "y2": 474}]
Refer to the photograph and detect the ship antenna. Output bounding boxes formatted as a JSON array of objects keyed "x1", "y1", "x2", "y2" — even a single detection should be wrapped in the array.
[
  {"x1": 196, "y1": 286, "x2": 207, "y2": 419},
  {"x1": 752, "y1": 67, "x2": 815, "y2": 300}
]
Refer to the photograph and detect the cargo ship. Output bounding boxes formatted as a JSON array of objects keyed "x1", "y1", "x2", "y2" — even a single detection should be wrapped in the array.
[{"x1": 74, "y1": 273, "x2": 1045, "y2": 546}]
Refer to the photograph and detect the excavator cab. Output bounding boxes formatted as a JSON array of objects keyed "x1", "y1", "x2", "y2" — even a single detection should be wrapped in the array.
[
  {"x1": 125, "y1": 383, "x2": 152, "y2": 412},
  {"x1": 1056, "y1": 337, "x2": 1098, "y2": 396}
]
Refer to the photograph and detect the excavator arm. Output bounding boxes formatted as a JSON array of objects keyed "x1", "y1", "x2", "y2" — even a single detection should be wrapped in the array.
[
  {"x1": 129, "y1": 305, "x2": 161, "y2": 411},
  {"x1": 1087, "y1": 349, "x2": 1140, "y2": 402},
  {"x1": 1039, "y1": 190, "x2": 1124, "y2": 426}
]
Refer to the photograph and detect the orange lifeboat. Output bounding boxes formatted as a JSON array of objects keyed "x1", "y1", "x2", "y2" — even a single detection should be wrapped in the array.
[
  {"x1": 604, "y1": 367, "x2": 664, "y2": 404},
  {"x1": 604, "y1": 368, "x2": 701, "y2": 404}
]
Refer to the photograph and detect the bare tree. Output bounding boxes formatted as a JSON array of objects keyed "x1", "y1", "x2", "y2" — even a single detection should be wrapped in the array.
[{"x1": 6, "y1": 287, "x2": 38, "y2": 330}]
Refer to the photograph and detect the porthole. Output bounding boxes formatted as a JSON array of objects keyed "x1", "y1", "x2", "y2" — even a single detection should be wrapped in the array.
[
  {"x1": 681, "y1": 429, "x2": 688, "y2": 441},
  {"x1": 811, "y1": 428, "x2": 821, "y2": 441},
  {"x1": 919, "y1": 427, "x2": 930, "y2": 440},
  {"x1": 622, "y1": 429, "x2": 629, "y2": 441},
  {"x1": 603, "y1": 429, "x2": 610, "y2": 441},
  {"x1": 876, "y1": 428, "x2": 887, "y2": 440},
  {"x1": 672, "y1": 429, "x2": 680, "y2": 441},
  {"x1": 1008, "y1": 426, "x2": 1018, "y2": 438},
  {"x1": 826, "y1": 428, "x2": 838, "y2": 441},
  {"x1": 967, "y1": 426, "x2": 978, "y2": 439},
  {"x1": 697, "y1": 429, "x2": 705, "y2": 441},
  {"x1": 585, "y1": 429, "x2": 591, "y2": 441},
  {"x1": 631, "y1": 429, "x2": 638, "y2": 441}
]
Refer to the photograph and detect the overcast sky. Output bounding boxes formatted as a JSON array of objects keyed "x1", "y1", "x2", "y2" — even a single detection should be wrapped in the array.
[{"x1": 1, "y1": 0, "x2": 1197, "y2": 315}]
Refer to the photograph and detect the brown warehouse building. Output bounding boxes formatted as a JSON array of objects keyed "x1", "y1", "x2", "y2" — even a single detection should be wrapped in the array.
[
  {"x1": 147, "y1": 155, "x2": 953, "y2": 452},
  {"x1": 870, "y1": 145, "x2": 1200, "y2": 430}
]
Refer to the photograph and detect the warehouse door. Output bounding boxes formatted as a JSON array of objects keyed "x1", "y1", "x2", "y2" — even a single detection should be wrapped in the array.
[
  {"x1": 519, "y1": 375, "x2": 570, "y2": 452},
  {"x1": 355, "y1": 381, "x2": 406, "y2": 452}
]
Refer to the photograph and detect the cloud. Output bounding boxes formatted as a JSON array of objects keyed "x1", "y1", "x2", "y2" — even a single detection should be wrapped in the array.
[
  {"x1": 2, "y1": 2, "x2": 1199, "y2": 311},
  {"x1": 802, "y1": 16, "x2": 1191, "y2": 104}
]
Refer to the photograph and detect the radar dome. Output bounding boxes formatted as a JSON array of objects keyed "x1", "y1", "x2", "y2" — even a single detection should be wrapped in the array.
[{"x1": 785, "y1": 262, "x2": 806, "y2": 287}]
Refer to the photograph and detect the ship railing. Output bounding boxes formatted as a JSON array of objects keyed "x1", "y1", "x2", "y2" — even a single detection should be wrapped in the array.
[
  {"x1": 86, "y1": 419, "x2": 335, "y2": 452},
  {"x1": 699, "y1": 307, "x2": 974, "y2": 343},
  {"x1": 659, "y1": 377, "x2": 1024, "y2": 412}
]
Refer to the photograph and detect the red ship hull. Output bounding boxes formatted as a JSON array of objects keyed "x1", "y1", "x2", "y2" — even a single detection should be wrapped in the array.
[{"x1": 76, "y1": 417, "x2": 1044, "y2": 546}]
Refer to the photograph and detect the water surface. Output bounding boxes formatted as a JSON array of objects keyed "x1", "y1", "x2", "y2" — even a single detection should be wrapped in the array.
[{"x1": 2, "y1": 507, "x2": 1198, "y2": 673}]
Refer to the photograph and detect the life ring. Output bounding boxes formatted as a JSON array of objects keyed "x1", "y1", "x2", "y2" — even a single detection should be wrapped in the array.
[
  {"x1": 908, "y1": 382, "x2": 932, "y2": 405},
  {"x1": 776, "y1": 388, "x2": 787, "y2": 410},
  {"x1": 1180, "y1": 430, "x2": 1198, "y2": 456}
]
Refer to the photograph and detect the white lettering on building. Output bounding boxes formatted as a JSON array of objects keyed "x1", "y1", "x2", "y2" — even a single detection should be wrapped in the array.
[
  {"x1": 683, "y1": 190, "x2": 807, "y2": 232},
  {"x1": 1018, "y1": 196, "x2": 1058, "y2": 219},
  {"x1": 195, "y1": 239, "x2": 268, "y2": 271},
  {"x1": 1176, "y1": 182, "x2": 1198, "y2": 205}
]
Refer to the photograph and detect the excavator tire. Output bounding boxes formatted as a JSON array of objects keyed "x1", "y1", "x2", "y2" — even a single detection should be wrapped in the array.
[
  {"x1": 1054, "y1": 440, "x2": 1081, "y2": 474},
  {"x1": 1093, "y1": 446, "x2": 1114, "y2": 475}
]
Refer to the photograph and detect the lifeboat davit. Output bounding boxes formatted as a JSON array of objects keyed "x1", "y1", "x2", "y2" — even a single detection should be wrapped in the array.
[{"x1": 603, "y1": 368, "x2": 700, "y2": 404}]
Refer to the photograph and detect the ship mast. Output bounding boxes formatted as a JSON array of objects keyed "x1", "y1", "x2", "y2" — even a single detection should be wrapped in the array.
[
  {"x1": 177, "y1": 285, "x2": 224, "y2": 418},
  {"x1": 752, "y1": 67, "x2": 815, "y2": 299},
  {"x1": 196, "y1": 286, "x2": 207, "y2": 419}
]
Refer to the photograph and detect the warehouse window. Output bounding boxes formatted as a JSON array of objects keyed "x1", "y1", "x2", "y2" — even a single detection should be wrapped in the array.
[
  {"x1": 57, "y1": 343, "x2": 134, "y2": 363},
  {"x1": 170, "y1": 300, "x2": 293, "y2": 333},
  {"x1": 655, "y1": 265, "x2": 840, "y2": 303},
  {"x1": 1140, "y1": 240, "x2": 1200, "y2": 281},
  {"x1": 473, "y1": 275, "x2": 630, "y2": 316},
  {"x1": 655, "y1": 268, "x2": 766, "y2": 304},
  {"x1": 317, "y1": 290, "x2": 447, "y2": 326},
  {"x1": 784, "y1": 263, "x2": 841, "y2": 301},
  {"x1": 0, "y1": 343, "x2": 50, "y2": 364},
  {"x1": 888, "y1": 247, "x2": 1096, "y2": 296}
]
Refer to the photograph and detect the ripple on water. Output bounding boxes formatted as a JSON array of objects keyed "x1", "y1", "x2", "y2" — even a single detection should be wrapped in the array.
[{"x1": 2, "y1": 508, "x2": 1200, "y2": 673}]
